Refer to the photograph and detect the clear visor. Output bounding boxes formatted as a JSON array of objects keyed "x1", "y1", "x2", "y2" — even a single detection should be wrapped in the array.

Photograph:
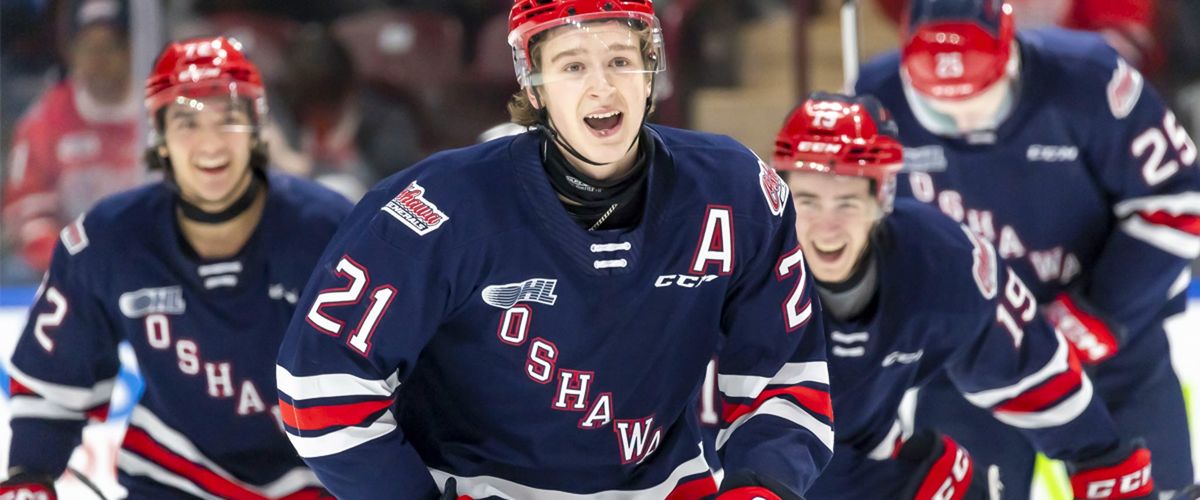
[
  {"x1": 510, "y1": 13, "x2": 667, "y2": 88},
  {"x1": 156, "y1": 92, "x2": 261, "y2": 145},
  {"x1": 146, "y1": 78, "x2": 266, "y2": 121}
]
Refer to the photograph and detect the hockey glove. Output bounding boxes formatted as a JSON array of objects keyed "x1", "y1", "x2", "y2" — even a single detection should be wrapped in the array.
[
  {"x1": 0, "y1": 469, "x2": 57, "y2": 500},
  {"x1": 1067, "y1": 442, "x2": 1153, "y2": 499},
  {"x1": 1042, "y1": 292, "x2": 1125, "y2": 365},
  {"x1": 896, "y1": 430, "x2": 990, "y2": 500},
  {"x1": 717, "y1": 470, "x2": 804, "y2": 500}
]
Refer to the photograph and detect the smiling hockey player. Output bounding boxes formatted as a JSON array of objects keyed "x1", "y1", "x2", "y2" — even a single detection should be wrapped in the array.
[
  {"x1": 0, "y1": 36, "x2": 350, "y2": 499},
  {"x1": 856, "y1": 0, "x2": 1200, "y2": 497},
  {"x1": 777, "y1": 91, "x2": 1159, "y2": 500},
  {"x1": 275, "y1": 1, "x2": 831, "y2": 499}
]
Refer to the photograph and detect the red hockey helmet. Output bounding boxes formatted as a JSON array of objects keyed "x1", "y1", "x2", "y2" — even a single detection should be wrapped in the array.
[
  {"x1": 507, "y1": 0, "x2": 665, "y2": 88},
  {"x1": 773, "y1": 92, "x2": 904, "y2": 212},
  {"x1": 901, "y1": 0, "x2": 1014, "y2": 100},
  {"x1": 144, "y1": 36, "x2": 266, "y2": 125}
]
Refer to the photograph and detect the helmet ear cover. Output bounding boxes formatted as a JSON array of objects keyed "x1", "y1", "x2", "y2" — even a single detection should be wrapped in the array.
[{"x1": 773, "y1": 92, "x2": 904, "y2": 213}]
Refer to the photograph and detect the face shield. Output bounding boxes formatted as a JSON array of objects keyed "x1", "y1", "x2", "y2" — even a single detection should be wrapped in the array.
[
  {"x1": 510, "y1": 13, "x2": 667, "y2": 90},
  {"x1": 146, "y1": 78, "x2": 266, "y2": 145}
]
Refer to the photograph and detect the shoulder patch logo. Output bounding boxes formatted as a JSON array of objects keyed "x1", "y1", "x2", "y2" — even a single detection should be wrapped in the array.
[
  {"x1": 758, "y1": 160, "x2": 788, "y2": 217},
  {"x1": 961, "y1": 225, "x2": 998, "y2": 300},
  {"x1": 382, "y1": 181, "x2": 449, "y2": 235},
  {"x1": 1107, "y1": 58, "x2": 1143, "y2": 120},
  {"x1": 482, "y1": 278, "x2": 558, "y2": 309},
  {"x1": 60, "y1": 213, "x2": 89, "y2": 255}
]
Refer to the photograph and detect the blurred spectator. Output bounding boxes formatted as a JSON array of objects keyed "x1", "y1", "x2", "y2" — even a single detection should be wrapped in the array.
[
  {"x1": 2, "y1": 0, "x2": 143, "y2": 275},
  {"x1": 1, "y1": 0, "x2": 64, "y2": 156},
  {"x1": 267, "y1": 24, "x2": 421, "y2": 200},
  {"x1": 874, "y1": 0, "x2": 1162, "y2": 74}
]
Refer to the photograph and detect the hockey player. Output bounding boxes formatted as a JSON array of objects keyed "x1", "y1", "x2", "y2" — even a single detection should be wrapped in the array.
[
  {"x1": 274, "y1": 1, "x2": 831, "y2": 499},
  {"x1": 776, "y1": 91, "x2": 1158, "y2": 500},
  {"x1": 855, "y1": 0, "x2": 1200, "y2": 497},
  {"x1": 0, "y1": 36, "x2": 351, "y2": 499}
]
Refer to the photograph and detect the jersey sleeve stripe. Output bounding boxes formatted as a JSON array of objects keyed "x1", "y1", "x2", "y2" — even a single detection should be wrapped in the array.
[
  {"x1": 284, "y1": 410, "x2": 399, "y2": 458},
  {"x1": 1113, "y1": 192, "x2": 1200, "y2": 218},
  {"x1": 7, "y1": 363, "x2": 114, "y2": 411},
  {"x1": 123, "y1": 426, "x2": 271, "y2": 500},
  {"x1": 276, "y1": 365, "x2": 399, "y2": 400},
  {"x1": 720, "y1": 385, "x2": 833, "y2": 424},
  {"x1": 9, "y1": 396, "x2": 87, "y2": 421},
  {"x1": 1137, "y1": 211, "x2": 1200, "y2": 235},
  {"x1": 994, "y1": 349, "x2": 1084, "y2": 413},
  {"x1": 993, "y1": 376, "x2": 1094, "y2": 429},
  {"x1": 278, "y1": 397, "x2": 393, "y2": 432},
  {"x1": 664, "y1": 474, "x2": 719, "y2": 500},
  {"x1": 963, "y1": 330, "x2": 1071, "y2": 408},
  {"x1": 426, "y1": 446, "x2": 713, "y2": 499},
  {"x1": 715, "y1": 398, "x2": 835, "y2": 452},
  {"x1": 121, "y1": 405, "x2": 325, "y2": 498},
  {"x1": 716, "y1": 361, "x2": 829, "y2": 399},
  {"x1": 1118, "y1": 217, "x2": 1200, "y2": 258}
]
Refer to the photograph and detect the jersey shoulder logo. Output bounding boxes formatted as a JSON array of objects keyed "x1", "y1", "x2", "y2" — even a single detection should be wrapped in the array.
[
  {"x1": 482, "y1": 278, "x2": 559, "y2": 309},
  {"x1": 1107, "y1": 58, "x2": 1143, "y2": 120},
  {"x1": 758, "y1": 160, "x2": 788, "y2": 217},
  {"x1": 961, "y1": 225, "x2": 998, "y2": 300},
  {"x1": 60, "y1": 213, "x2": 89, "y2": 255},
  {"x1": 382, "y1": 181, "x2": 449, "y2": 235}
]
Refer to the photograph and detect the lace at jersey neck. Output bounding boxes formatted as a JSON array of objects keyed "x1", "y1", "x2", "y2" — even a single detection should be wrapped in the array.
[{"x1": 541, "y1": 128, "x2": 653, "y2": 230}]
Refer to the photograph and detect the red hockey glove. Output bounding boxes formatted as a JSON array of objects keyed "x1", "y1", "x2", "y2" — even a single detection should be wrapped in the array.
[
  {"x1": 1068, "y1": 443, "x2": 1153, "y2": 499},
  {"x1": 896, "y1": 430, "x2": 990, "y2": 500},
  {"x1": 717, "y1": 470, "x2": 804, "y2": 500},
  {"x1": 0, "y1": 470, "x2": 57, "y2": 500},
  {"x1": 1042, "y1": 292, "x2": 1125, "y2": 365}
]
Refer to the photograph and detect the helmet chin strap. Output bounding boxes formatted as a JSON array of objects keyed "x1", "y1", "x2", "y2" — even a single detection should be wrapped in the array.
[
  {"x1": 532, "y1": 76, "x2": 656, "y2": 169},
  {"x1": 168, "y1": 165, "x2": 264, "y2": 224}
]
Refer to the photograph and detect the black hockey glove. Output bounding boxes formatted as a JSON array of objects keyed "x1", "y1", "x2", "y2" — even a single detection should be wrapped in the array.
[
  {"x1": 1067, "y1": 441, "x2": 1153, "y2": 499},
  {"x1": 437, "y1": 477, "x2": 471, "y2": 500},
  {"x1": 0, "y1": 469, "x2": 57, "y2": 500},
  {"x1": 896, "y1": 430, "x2": 991, "y2": 500},
  {"x1": 716, "y1": 470, "x2": 804, "y2": 500}
]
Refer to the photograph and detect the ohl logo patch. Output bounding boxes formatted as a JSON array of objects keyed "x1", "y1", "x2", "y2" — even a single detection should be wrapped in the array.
[
  {"x1": 758, "y1": 161, "x2": 788, "y2": 217},
  {"x1": 383, "y1": 181, "x2": 449, "y2": 235}
]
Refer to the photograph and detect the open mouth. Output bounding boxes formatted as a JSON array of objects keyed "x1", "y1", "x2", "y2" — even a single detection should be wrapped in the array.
[
  {"x1": 584, "y1": 110, "x2": 623, "y2": 137},
  {"x1": 195, "y1": 161, "x2": 230, "y2": 175},
  {"x1": 811, "y1": 241, "x2": 847, "y2": 263}
]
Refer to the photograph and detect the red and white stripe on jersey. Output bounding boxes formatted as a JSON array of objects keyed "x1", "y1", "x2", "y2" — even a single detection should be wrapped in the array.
[
  {"x1": 714, "y1": 362, "x2": 833, "y2": 452},
  {"x1": 962, "y1": 330, "x2": 1092, "y2": 429},
  {"x1": 118, "y1": 406, "x2": 325, "y2": 500},
  {"x1": 427, "y1": 445, "x2": 716, "y2": 499},
  {"x1": 1114, "y1": 192, "x2": 1200, "y2": 258},
  {"x1": 7, "y1": 363, "x2": 113, "y2": 420},
  {"x1": 276, "y1": 365, "x2": 400, "y2": 458},
  {"x1": 867, "y1": 419, "x2": 915, "y2": 460}
]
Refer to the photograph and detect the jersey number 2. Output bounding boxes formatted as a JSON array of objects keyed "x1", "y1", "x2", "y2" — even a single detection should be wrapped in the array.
[{"x1": 305, "y1": 256, "x2": 396, "y2": 356}]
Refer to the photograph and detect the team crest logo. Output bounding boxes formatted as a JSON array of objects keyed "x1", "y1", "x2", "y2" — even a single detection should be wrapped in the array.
[
  {"x1": 382, "y1": 181, "x2": 449, "y2": 235},
  {"x1": 482, "y1": 278, "x2": 558, "y2": 309},
  {"x1": 1107, "y1": 58, "x2": 1143, "y2": 119},
  {"x1": 758, "y1": 161, "x2": 788, "y2": 217}
]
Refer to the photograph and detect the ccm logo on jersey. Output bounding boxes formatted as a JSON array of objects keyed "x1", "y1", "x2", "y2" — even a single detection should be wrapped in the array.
[
  {"x1": 655, "y1": 274, "x2": 717, "y2": 288},
  {"x1": 759, "y1": 162, "x2": 789, "y2": 217},
  {"x1": 382, "y1": 181, "x2": 449, "y2": 235},
  {"x1": 1027, "y1": 145, "x2": 1079, "y2": 162}
]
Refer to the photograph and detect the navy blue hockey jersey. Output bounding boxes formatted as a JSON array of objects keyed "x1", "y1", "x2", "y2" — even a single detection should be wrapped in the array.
[
  {"x1": 856, "y1": 28, "x2": 1200, "y2": 340},
  {"x1": 275, "y1": 126, "x2": 832, "y2": 499},
  {"x1": 8, "y1": 173, "x2": 352, "y2": 499},
  {"x1": 805, "y1": 200, "x2": 1120, "y2": 499}
]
